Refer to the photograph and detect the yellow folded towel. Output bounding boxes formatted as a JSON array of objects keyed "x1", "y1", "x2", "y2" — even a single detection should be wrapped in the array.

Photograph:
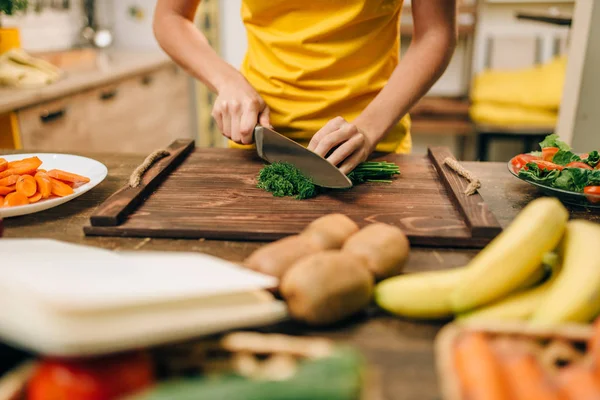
[
  {"x1": 470, "y1": 56, "x2": 566, "y2": 111},
  {"x1": 0, "y1": 48, "x2": 62, "y2": 88},
  {"x1": 469, "y1": 102, "x2": 557, "y2": 127}
]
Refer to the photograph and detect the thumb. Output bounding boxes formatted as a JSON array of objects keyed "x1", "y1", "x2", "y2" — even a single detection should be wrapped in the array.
[{"x1": 258, "y1": 107, "x2": 272, "y2": 128}]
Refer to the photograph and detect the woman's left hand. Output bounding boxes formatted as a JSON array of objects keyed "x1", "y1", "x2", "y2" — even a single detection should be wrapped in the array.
[{"x1": 307, "y1": 117, "x2": 375, "y2": 175}]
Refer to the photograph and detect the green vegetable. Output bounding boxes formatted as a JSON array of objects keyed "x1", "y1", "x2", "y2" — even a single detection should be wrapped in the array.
[
  {"x1": 588, "y1": 170, "x2": 600, "y2": 186},
  {"x1": 518, "y1": 163, "x2": 561, "y2": 185},
  {"x1": 584, "y1": 151, "x2": 600, "y2": 168},
  {"x1": 0, "y1": 0, "x2": 27, "y2": 16},
  {"x1": 552, "y1": 168, "x2": 590, "y2": 192},
  {"x1": 129, "y1": 348, "x2": 364, "y2": 400},
  {"x1": 539, "y1": 134, "x2": 571, "y2": 151},
  {"x1": 257, "y1": 161, "x2": 400, "y2": 199},
  {"x1": 552, "y1": 150, "x2": 581, "y2": 166}
]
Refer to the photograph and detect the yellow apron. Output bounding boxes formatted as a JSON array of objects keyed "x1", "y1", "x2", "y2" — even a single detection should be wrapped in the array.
[{"x1": 228, "y1": 0, "x2": 411, "y2": 154}]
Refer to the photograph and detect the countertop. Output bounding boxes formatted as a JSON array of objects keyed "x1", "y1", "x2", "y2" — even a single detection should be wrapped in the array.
[
  {"x1": 0, "y1": 50, "x2": 174, "y2": 115},
  {"x1": 1, "y1": 149, "x2": 599, "y2": 399}
]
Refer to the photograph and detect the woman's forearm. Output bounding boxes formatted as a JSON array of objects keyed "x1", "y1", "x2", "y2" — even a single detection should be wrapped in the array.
[{"x1": 153, "y1": 0, "x2": 241, "y2": 93}]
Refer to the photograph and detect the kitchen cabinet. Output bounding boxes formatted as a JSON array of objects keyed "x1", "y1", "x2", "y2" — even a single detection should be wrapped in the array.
[{"x1": 16, "y1": 64, "x2": 194, "y2": 154}]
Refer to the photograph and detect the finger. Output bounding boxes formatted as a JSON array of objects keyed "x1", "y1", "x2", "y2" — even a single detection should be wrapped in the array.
[
  {"x1": 308, "y1": 116, "x2": 346, "y2": 151},
  {"x1": 229, "y1": 101, "x2": 242, "y2": 143},
  {"x1": 221, "y1": 102, "x2": 232, "y2": 139},
  {"x1": 338, "y1": 149, "x2": 365, "y2": 175},
  {"x1": 258, "y1": 106, "x2": 272, "y2": 128},
  {"x1": 240, "y1": 107, "x2": 259, "y2": 145},
  {"x1": 327, "y1": 133, "x2": 365, "y2": 166},
  {"x1": 313, "y1": 123, "x2": 357, "y2": 158},
  {"x1": 212, "y1": 108, "x2": 226, "y2": 137}
]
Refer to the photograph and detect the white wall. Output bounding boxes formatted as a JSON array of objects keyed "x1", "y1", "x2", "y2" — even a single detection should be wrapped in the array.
[{"x1": 219, "y1": 0, "x2": 246, "y2": 68}]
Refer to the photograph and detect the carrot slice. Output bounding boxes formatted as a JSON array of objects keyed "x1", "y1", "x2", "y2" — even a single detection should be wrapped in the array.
[
  {"x1": 34, "y1": 171, "x2": 52, "y2": 199},
  {"x1": 16, "y1": 175, "x2": 37, "y2": 197},
  {"x1": 0, "y1": 185, "x2": 16, "y2": 195},
  {"x1": 4, "y1": 192, "x2": 29, "y2": 207},
  {"x1": 47, "y1": 169, "x2": 90, "y2": 184},
  {"x1": 0, "y1": 159, "x2": 43, "y2": 180},
  {"x1": 0, "y1": 195, "x2": 3, "y2": 205},
  {"x1": 0, "y1": 175, "x2": 19, "y2": 187},
  {"x1": 454, "y1": 332, "x2": 510, "y2": 400},
  {"x1": 50, "y1": 178, "x2": 74, "y2": 197},
  {"x1": 7, "y1": 156, "x2": 41, "y2": 169},
  {"x1": 557, "y1": 364, "x2": 600, "y2": 400},
  {"x1": 499, "y1": 352, "x2": 565, "y2": 400},
  {"x1": 0, "y1": 158, "x2": 7, "y2": 173},
  {"x1": 28, "y1": 192, "x2": 43, "y2": 203}
]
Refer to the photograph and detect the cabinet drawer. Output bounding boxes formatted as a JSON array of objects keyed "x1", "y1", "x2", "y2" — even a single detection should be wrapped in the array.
[{"x1": 17, "y1": 94, "x2": 91, "y2": 152}]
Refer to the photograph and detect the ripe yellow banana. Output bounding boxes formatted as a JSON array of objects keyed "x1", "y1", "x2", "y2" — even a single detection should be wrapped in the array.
[
  {"x1": 450, "y1": 197, "x2": 568, "y2": 313},
  {"x1": 531, "y1": 220, "x2": 600, "y2": 325},
  {"x1": 457, "y1": 259, "x2": 562, "y2": 322},
  {"x1": 374, "y1": 257, "x2": 551, "y2": 320}
]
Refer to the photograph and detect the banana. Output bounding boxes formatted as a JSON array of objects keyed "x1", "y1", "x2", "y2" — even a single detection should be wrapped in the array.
[
  {"x1": 531, "y1": 220, "x2": 600, "y2": 325},
  {"x1": 457, "y1": 258, "x2": 562, "y2": 322},
  {"x1": 450, "y1": 197, "x2": 568, "y2": 313},
  {"x1": 374, "y1": 258, "x2": 550, "y2": 320}
]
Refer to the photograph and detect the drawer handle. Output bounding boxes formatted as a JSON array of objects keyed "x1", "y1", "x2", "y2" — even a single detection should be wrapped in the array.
[
  {"x1": 141, "y1": 75, "x2": 154, "y2": 86},
  {"x1": 100, "y1": 89, "x2": 118, "y2": 101},
  {"x1": 40, "y1": 108, "x2": 66, "y2": 124}
]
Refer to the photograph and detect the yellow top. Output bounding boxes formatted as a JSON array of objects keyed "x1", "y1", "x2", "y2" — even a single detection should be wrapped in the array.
[{"x1": 228, "y1": 0, "x2": 411, "y2": 154}]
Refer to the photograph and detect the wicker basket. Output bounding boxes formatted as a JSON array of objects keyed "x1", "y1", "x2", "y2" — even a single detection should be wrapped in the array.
[{"x1": 435, "y1": 321, "x2": 595, "y2": 400}]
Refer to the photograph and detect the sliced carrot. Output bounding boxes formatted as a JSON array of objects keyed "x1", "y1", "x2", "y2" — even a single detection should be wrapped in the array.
[
  {"x1": 50, "y1": 178, "x2": 74, "y2": 197},
  {"x1": 0, "y1": 185, "x2": 16, "y2": 196},
  {"x1": 47, "y1": 169, "x2": 90, "y2": 184},
  {"x1": 0, "y1": 175, "x2": 19, "y2": 187},
  {"x1": 557, "y1": 364, "x2": 600, "y2": 400},
  {"x1": 454, "y1": 332, "x2": 510, "y2": 400},
  {"x1": 28, "y1": 192, "x2": 43, "y2": 203},
  {"x1": 0, "y1": 158, "x2": 7, "y2": 173},
  {"x1": 34, "y1": 171, "x2": 52, "y2": 199},
  {"x1": 499, "y1": 352, "x2": 566, "y2": 400},
  {"x1": 4, "y1": 192, "x2": 29, "y2": 207},
  {"x1": 0, "y1": 195, "x2": 3, "y2": 205},
  {"x1": 0, "y1": 159, "x2": 43, "y2": 180},
  {"x1": 16, "y1": 175, "x2": 37, "y2": 197},
  {"x1": 7, "y1": 156, "x2": 41, "y2": 169},
  {"x1": 36, "y1": 169, "x2": 46, "y2": 173}
]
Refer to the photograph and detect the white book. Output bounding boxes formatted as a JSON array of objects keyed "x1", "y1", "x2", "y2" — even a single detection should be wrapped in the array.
[{"x1": 0, "y1": 239, "x2": 288, "y2": 357}]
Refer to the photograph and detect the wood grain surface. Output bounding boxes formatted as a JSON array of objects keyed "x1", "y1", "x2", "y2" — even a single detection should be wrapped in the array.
[
  {"x1": 85, "y1": 147, "x2": 502, "y2": 248},
  {"x1": 428, "y1": 147, "x2": 502, "y2": 238}
]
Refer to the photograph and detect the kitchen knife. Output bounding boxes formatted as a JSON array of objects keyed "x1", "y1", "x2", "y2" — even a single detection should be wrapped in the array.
[{"x1": 254, "y1": 125, "x2": 353, "y2": 189}]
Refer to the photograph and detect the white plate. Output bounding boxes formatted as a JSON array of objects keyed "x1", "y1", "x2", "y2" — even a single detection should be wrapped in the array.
[{"x1": 0, "y1": 153, "x2": 107, "y2": 218}]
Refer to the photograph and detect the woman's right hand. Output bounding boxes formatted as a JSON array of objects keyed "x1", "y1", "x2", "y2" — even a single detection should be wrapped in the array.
[{"x1": 212, "y1": 77, "x2": 271, "y2": 145}]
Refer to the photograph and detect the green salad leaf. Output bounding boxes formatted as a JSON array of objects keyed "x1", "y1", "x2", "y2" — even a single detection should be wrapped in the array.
[
  {"x1": 518, "y1": 163, "x2": 561, "y2": 185},
  {"x1": 584, "y1": 151, "x2": 600, "y2": 168},
  {"x1": 539, "y1": 134, "x2": 571, "y2": 151},
  {"x1": 551, "y1": 168, "x2": 590, "y2": 192},
  {"x1": 588, "y1": 170, "x2": 600, "y2": 186},
  {"x1": 552, "y1": 150, "x2": 581, "y2": 166}
]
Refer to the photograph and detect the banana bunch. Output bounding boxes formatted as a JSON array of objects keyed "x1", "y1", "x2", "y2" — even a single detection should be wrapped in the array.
[{"x1": 375, "y1": 197, "x2": 600, "y2": 326}]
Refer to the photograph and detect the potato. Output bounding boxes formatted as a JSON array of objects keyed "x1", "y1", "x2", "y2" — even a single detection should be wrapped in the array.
[
  {"x1": 301, "y1": 214, "x2": 359, "y2": 250},
  {"x1": 342, "y1": 223, "x2": 410, "y2": 281},
  {"x1": 243, "y1": 235, "x2": 321, "y2": 279},
  {"x1": 280, "y1": 251, "x2": 374, "y2": 326}
]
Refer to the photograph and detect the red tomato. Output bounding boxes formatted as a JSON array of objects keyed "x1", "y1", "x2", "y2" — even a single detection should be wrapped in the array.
[
  {"x1": 27, "y1": 351, "x2": 154, "y2": 400},
  {"x1": 542, "y1": 147, "x2": 560, "y2": 161},
  {"x1": 584, "y1": 186, "x2": 600, "y2": 204},
  {"x1": 580, "y1": 153, "x2": 589, "y2": 159},
  {"x1": 529, "y1": 160, "x2": 565, "y2": 171},
  {"x1": 566, "y1": 161, "x2": 593, "y2": 170},
  {"x1": 511, "y1": 154, "x2": 540, "y2": 171}
]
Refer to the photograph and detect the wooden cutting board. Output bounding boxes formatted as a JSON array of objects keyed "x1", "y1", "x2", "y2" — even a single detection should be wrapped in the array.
[{"x1": 84, "y1": 139, "x2": 502, "y2": 248}]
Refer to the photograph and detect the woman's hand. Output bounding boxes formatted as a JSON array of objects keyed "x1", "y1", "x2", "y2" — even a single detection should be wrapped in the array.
[
  {"x1": 307, "y1": 117, "x2": 375, "y2": 175},
  {"x1": 212, "y1": 77, "x2": 271, "y2": 145}
]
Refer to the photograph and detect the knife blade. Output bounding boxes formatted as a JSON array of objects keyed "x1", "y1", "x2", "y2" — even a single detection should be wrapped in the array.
[{"x1": 254, "y1": 125, "x2": 353, "y2": 189}]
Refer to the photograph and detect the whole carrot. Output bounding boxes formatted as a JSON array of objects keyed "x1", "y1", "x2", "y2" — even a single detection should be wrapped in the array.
[
  {"x1": 557, "y1": 364, "x2": 600, "y2": 400},
  {"x1": 589, "y1": 318, "x2": 600, "y2": 373},
  {"x1": 500, "y1": 352, "x2": 566, "y2": 400},
  {"x1": 454, "y1": 332, "x2": 510, "y2": 400}
]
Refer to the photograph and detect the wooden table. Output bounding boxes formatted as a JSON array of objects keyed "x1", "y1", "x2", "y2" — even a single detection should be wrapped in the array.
[{"x1": 1, "y1": 150, "x2": 598, "y2": 400}]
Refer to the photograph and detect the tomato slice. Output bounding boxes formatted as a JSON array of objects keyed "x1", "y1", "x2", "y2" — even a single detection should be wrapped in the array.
[
  {"x1": 566, "y1": 161, "x2": 593, "y2": 170},
  {"x1": 511, "y1": 154, "x2": 540, "y2": 171},
  {"x1": 27, "y1": 351, "x2": 154, "y2": 400},
  {"x1": 530, "y1": 160, "x2": 565, "y2": 171},
  {"x1": 542, "y1": 147, "x2": 560, "y2": 162},
  {"x1": 584, "y1": 186, "x2": 600, "y2": 204}
]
